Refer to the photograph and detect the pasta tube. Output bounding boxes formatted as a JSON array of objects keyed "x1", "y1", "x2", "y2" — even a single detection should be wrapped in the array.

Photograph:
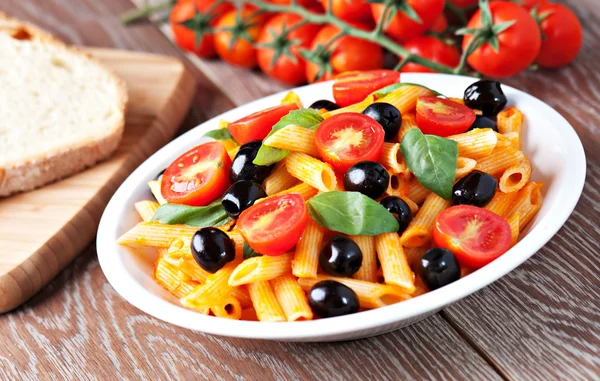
[
  {"x1": 180, "y1": 261, "x2": 240, "y2": 310},
  {"x1": 400, "y1": 193, "x2": 451, "y2": 247},
  {"x1": 210, "y1": 296, "x2": 242, "y2": 320},
  {"x1": 485, "y1": 190, "x2": 518, "y2": 218},
  {"x1": 349, "y1": 235, "x2": 377, "y2": 282},
  {"x1": 154, "y1": 257, "x2": 200, "y2": 301},
  {"x1": 273, "y1": 182, "x2": 318, "y2": 201},
  {"x1": 474, "y1": 145, "x2": 525, "y2": 176},
  {"x1": 135, "y1": 200, "x2": 160, "y2": 222},
  {"x1": 499, "y1": 159, "x2": 532, "y2": 193},
  {"x1": 147, "y1": 180, "x2": 167, "y2": 205},
  {"x1": 264, "y1": 160, "x2": 298, "y2": 195},
  {"x1": 407, "y1": 177, "x2": 431, "y2": 205},
  {"x1": 286, "y1": 152, "x2": 337, "y2": 192},
  {"x1": 271, "y1": 274, "x2": 313, "y2": 321},
  {"x1": 375, "y1": 233, "x2": 415, "y2": 293},
  {"x1": 292, "y1": 218, "x2": 324, "y2": 278},
  {"x1": 385, "y1": 172, "x2": 410, "y2": 198},
  {"x1": 229, "y1": 253, "x2": 292, "y2": 286},
  {"x1": 397, "y1": 113, "x2": 418, "y2": 143},
  {"x1": 507, "y1": 214, "x2": 520, "y2": 246},
  {"x1": 263, "y1": 125, "x2": 319, "y2": 157},
  {"x1": 380, "y1": 142, "x2": 406, "y2": 174},
  {"x1": 248, "y1": 280, "x2": 286, "y2": 322},
  {"x1": 497, "y1": 106, "x2": 524, "y2": 148},
  {"x1": 322, "y1": 95, "x2": 375, "y2": 118},
  {"x1": 448, "y1": 128, "x2": 498, "y2": 160},
  {"x1": 378, "y1": 85, "x2": 433, "y2": 114},
  {"x1": 117, "y1": 221, "x2": 198, "y2": 248},
  {"x1": 508, "y1": 182, "x2": 543, "y2": 230},
  {"x1": 455, "y1": 157, "x2": 477, "y2": 179}
]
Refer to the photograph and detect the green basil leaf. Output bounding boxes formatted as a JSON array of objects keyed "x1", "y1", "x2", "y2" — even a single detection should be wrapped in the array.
[
  {"x1": 151, "y1": 202, "x2": 232, "y2": 227},
  {"x1": 307, "y1": 191, "x2": 399, "y2": 235},
  {"x1": 243, "y1": 242, "x2": 262, "y2": 259},
  {"x1": 372, "y1": 82, "x2": 444, "y2": 98},
  {"x1": 253, "y1": 108, "x2": 324, "y2": 166},
  {"x1": 203, "y1": 128, "x2": 233, "y2": 141},
  {"x1": 400, "y1": 128, "x2": 458, "y2": 200}
]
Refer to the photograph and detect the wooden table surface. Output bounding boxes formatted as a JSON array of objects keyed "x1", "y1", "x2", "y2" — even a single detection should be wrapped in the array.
[{"x1": 1, "y1": 0, "x2": 598, "y2": 380}]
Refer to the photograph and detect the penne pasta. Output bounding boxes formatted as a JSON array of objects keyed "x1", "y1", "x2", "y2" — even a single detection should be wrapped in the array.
[
  {"x1": 474, "y1": 145, "x2": 525, "y2": 176},
  {"x1": 499, "y1": 158, "x2": 532, "y2": 193},
  {"x1": 322, "y1": 95, "x2": 375, "y2": 118},
  {"x1": 248, "y1": 280, "x2": 287, "y2": 322},
  {"x1": 298, "y1": 275, "x2": 411, "y2": 309},
  {"x1": 227, "y1": 145, "x2": 241, "y2": 161},
  {"x1": 400, "y1": 196, "x2": 419, "y2": 215},
  {"x1": 411, "y1": 275, "x2": 429, "y2": 297},
  {"x1": 349, "y1": 235, "x2": 377, "y2": 283},
  {"x1": 404, "y1": 246, "x2": 427, "y2": 268},
  {"x1": 273, "y1": 182, "x2": 318, "y2": 201},
  {"x1": 455, "y1": 157, "x2": 477, "y2": 179},
  {"x1": 407, "y1": 177, "x2": 431, "y2": 205},
  {"x1": 135, "y1": 200, "x2": 160, "y2": 222},
  {"x1": 508, "y1": 182, "x2": 543, "y2": 230},
  {"x1": 448, "y1": 128, "x2": 498, "y2": 160},
  {"x1": 507, "y1": 214, "x2": 520, "y2": 246},
  {"x1": 292, "y1": 218, "x2": 324, "y2": 278},
  {"x1": 448, "y1": 97, "x2": 465, "y2": 105},
  {"x1": 400, "y1": 193, "x2": 451, "y2": 247},
  {"x1": 485, "y1": 190, "x2": 518, "y2": 218},
  {"x1": 210, "y1": 296, "x2": 243, "y2": 320},
  {"x1": 502, "y1": 132, "x2": 520, "y2": 149},
  {"x1": 375, "y1": 233, "x2": 415, "y2": 293},
  {"x1": 148, "y1": 180, "x2": 167, "y2": 205},
  {"x1": 285, "y1": 152, "x2": 337, "y2": 192},
  {"x1": 378, "y1": 85, "x2": 433, "y2": 115},
  {"x1": 117, "y1": 221, "x2": 198, "y2": 248},
  {"x1": 180, "y1": 261, "x2": 240, "y2": 310},
  {"x1": 397, "y1": 113, "x2": 418, "y2": 143},
  {"x1": 281, "y1": 91, "x2": 303, "y2": 108},
  {"x1": 385, "y1": 172, "x2": 410, "y2": 198},
  {"x1": 271, "y1": 274, "x2": 313, "y2": 321},
  {"x1": 154, "y1": 257, "x2": 201, "y2": 301},
  {"x1": 264, "y1": 160, "x2": 298, "y2": 195},
  {"x1": 241, "y1": 307, "x2": 259, "y2": 321},
  {"x1": 229, "y1": 253, "x2": 292, "y2": 286},
  {"x1": 497, "y1": 106, "x2": 523, "y2": 148},
  {"x1": 380, "y1": 142, "x2": 406, "y2": 174},
  {"x1": 263, "y1": 125, "x2": 319, "y2": 157}
]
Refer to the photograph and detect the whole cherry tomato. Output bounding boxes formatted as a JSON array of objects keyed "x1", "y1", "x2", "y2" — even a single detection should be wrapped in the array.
[
  {"x1": 169, "y1": 0, "x2": 233, "y2": 58},
  {"x1": 319, "y1": 0, "x2": 373, "y2": 25},
  {"x1": 462, "y1": 2, "x2": 541, "y2": 78},
  {"x1": 401, "y1": 36, "x2": 460, "y2": 73},
  {"x1": 430, "y1": 14, "x2": 448, "y2": 33},
  {"x1": 306, "y1": 24, "x2": 384, "y2": 83},
  {"x1": 371, "y1": 0, "x2": 445, "y2": 43},
  {"x1": 491, "y1": 0, "x2": 548, "y2": 11},
  {"x1": 448, "y1": 0, "x2": 478, "y2": 7},
  {"x1": 534, "y1": 4, "x2": 583, "y2": 68},
  {"x1": 256, "y1": 13, "x2": 320, "y2": 85},
  {"x1": 214, "y1": 7, "x2": 265, "y2": 68}
]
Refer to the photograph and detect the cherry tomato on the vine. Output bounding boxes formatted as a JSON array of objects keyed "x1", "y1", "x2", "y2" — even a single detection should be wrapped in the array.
[
  {"x1": 430, "y1": 14, "x2": 449, "y2": 34},
  {"x1": 256, "y1": 13, "x2": 320, "y2": 85},
  {"x1": 170, "y1": 0, "x2": 233, "y2": 58},
  {"x1": 491, "y1": 0, "x2": 548, "y2": 11},
  {"x1": 306, "y1": 24, "x2": 384, "y2": 83},
  {"x1": 534, "y1": 4, "x2": 583, "y2": 69},
  {"x1": 319, "y1": 0, "x2": 373, "y2": 26},
  {"x1": 214, "y1": 7, "x2": 265, "y2": 68},
  {"x1": 371, "y1": 0, "x2": 445, "y2": 43},
  {"x1": 332, "y1": 70, "x2": 400, "y2": 107},
  {"x1": 462, "y1": 2, "x2": 541, "y2": 78},
  {"x1": 447, "y1": 0, "x2": 478, "y2": 7},
  {"x1": 401, "y1": 36, "x2": 460, "y2": 73},
  {"x1": 267, "y1": 0, "x2": 319, "y2": 7}
]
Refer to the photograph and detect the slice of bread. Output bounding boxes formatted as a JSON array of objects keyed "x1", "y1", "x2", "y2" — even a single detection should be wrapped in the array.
[{"x1": 0, "y1": 13, "x2": 127, "y2": 197}]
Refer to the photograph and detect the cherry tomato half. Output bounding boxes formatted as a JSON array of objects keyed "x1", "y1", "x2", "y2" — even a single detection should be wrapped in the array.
[
  {"x1": 401, "y1": 36, "x2": 460, "y2": 73},
  {"x1": 315, "y1": 113, "x2": 385, "y2": 173},
  {"x1": 237, "y1": 193, "x2": 309, "y2": 256},
  {"x1": 333, "y1": 70, "x2": 401, "y2": 107},
  {"x1": 228, "y1": 103, "x2": 299, "y2": 144},
  {"x1": 434, "y1": 205, "x2": 512, "y2": 269},
  {"x1": 416, "y1": 96, "x2": 476, "y2": 137},
  {"x1": 161, "y1": 141, "x2": 231, "y2": 206},
  {"x1": 535, "y1": 4, "x2": 583, "y2": 69}
]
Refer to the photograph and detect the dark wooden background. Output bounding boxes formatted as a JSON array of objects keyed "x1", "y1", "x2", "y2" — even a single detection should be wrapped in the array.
[{"x1": 0, "y1": 0, "x2": 598, "y2": 379}]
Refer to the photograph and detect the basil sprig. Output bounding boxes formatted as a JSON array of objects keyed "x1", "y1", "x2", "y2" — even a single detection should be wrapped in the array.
[
  {"x1": 151, "y1": 202, "x2": 232, "y2": 227},
  {"x1": 253, "y1": 108, "x2": 323, "y2": 166},
  {"x1": 401, "y1": 129, "x2": 458, "y2": 200},
  {"x1": 203, "y1": 128, "x2": 234, "y2": 141},
  {"x1": 307, "y1": 191, "x2": 399, "y2": 235},
  {"x1": 373, "y1": 82, "x2": 444, "y2": 99},
  {"x1": 243, "y1": 242, "x2": 262, "y2": 259}
]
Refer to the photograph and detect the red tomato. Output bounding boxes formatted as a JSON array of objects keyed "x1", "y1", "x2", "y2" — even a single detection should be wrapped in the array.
[
  {"x1": 267, "y1": 0, "x2": 319, "y2": 7},
  {"x1": 319, "y1": 0, "x2": 373, "y2": 25},
  {"x1": 214, "y1": 8, "x2": 264, "y2": 68},
  {"x1": 161, "y1": 141, "x2": 231, "y2": 206},
  {"x1": 333, "y1": 70, "x2": 401, "y2": 107},
  {"x1": 306, "y1": 24, "x2": 384, "y2": 83},
  {"x1": 228, "y1": 103, "x2": 299, "y2": 144},
  {"x1": 492, "y1": 0, "x2": 548, "y2": 11},
  {"x1": 430, "y1": 14, "x2": 448, "y2": 33},
  {"x1": 371, "y1": 0, "x2": 445, "y2": 43},
  {"x1": 170, "y1": 0, "x2": 233, "y2": 58},
  {"x1": 447, "y1": 0, "x2": 478, "y2": 7},
  {"x1": 256, "y1": 13, "x2": 320, "y2": 85},
  {"x1": 462, "y1": 2, "x2": 541, "y2": 78},
  {"x1": 315, "y1": 113, "x2": 385, "y2": 173},
  {"x1": 416, "y1": 97, "x2": 476, "y2": 137},
  {"x1": 534, "y1": 4, "x2": 583, "y2": 69},
  {"x1": 434, "y1": 205, "x2": 512, "y2": 268},
  {"x1": 237, "y1": 193, "x2": 309, "y2": 256},
  {"x1": 401, "y1": 37, "x2": 460, "y2": 73}
]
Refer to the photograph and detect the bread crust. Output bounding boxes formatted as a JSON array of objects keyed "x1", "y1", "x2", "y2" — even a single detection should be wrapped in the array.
[{"x1": 0, "y1": 13, "x2": 128, "y2": 197}]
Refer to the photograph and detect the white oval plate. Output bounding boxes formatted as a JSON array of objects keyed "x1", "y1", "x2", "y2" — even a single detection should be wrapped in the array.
[{"x1": 97, "y1": 74, "x2": 586, "y2": 342}]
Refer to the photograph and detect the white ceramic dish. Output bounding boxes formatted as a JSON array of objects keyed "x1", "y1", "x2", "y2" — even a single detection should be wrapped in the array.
[{"x1": 97, "y1": 73, "x2": 586, "y2": 342}]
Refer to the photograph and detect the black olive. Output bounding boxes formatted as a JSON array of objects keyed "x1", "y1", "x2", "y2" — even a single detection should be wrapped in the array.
[
  {"x1": 309, "y1": 99, "x2": 340, "y2": 112},
  {"x1": 464, "y1": 80, "x2": 507, "y2": 116},
  {"x1": 467, "y1": 115, "x2": 498, "y2": 132},
  {"x1": 230, "y1": 141, "x2": 273, "y2": 184},
  {"x1": 319, "y1": 236, "x2": 363, "y2": 277},
  {"x1": 191, "y1": 227, "x2": 236, "y2": 273},
  {"x1": 344, "y1": 161, "x2": 389, "y2": 199},
  {"x1": 156, "y1": 169, "x2": 165, "y2": 182},
  {"x1": 363, "y1": 102, "x2": 402, "y2": 141},
  {"x1": 222, "y1": 180, "x2": 267, "y2": 219},
  {"x1": 419, "y1": 248, "x2": 461, "y2": 290},
  {"x1": 308, "y1": 280, "x2": 360, "y2": 318},
  {"x1": 380, "y1": 196, "x2": 412, "y2": 234},
  {"x1": 452, "y1": 170, "x2": 497, "y2": 207}
]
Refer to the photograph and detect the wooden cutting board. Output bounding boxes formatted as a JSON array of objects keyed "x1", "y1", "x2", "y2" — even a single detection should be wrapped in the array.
[{"x1": 0, "y1": 48, "x2": 196, "y2": 313}]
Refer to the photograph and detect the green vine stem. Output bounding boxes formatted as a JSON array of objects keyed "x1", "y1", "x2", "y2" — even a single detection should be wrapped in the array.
[{"x1": 121, "y1": 0, "x2": 176, "y2": 24}]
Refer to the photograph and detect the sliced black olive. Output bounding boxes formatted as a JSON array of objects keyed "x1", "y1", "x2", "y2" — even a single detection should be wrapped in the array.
[
  {"x1": 222, "y1": 180, "x2": 267, "y2": 219},
  {"x1": 319, "y1": 235, "x2": 363, "y2": 277},
  {"x1": 419, "y1": 248, "x2": 461, "y2": 290},
  {"x1": 467, "y1": 115, "x2": 498, "y2": 132},
  {"x1": 156, "y1": 169, "x2": 165, "y2": 182},
  {"x1": 344, "y1": 161, "x2": 389, "y2": 199},
  {"x1": 380, "y1": 196, "x2": 412, "y2": 234},
  {"x1": 230, "y1": 141, "x2": 273, "y2": 184},
  {"x1": 309, "y1": 99, "x2": 340, "y2": 112},
  {"x1": 452, "y1": 170, "x2": 497, "y2": 207},
  {"x1": 191, "y1": 227, "x2": 236, "y2": 273},
  {"x1": 362, "y1": 102, "x2": 402, "y2": 141},
  {"x1": 464, "y1": 80, "x2": 507, "y2": 116},
  {"x1": 308, "y1": 280, "x2": 360, "y2": 318}
]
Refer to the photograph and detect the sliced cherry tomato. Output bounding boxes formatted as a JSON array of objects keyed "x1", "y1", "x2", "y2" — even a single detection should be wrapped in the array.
[
  {"x1": 315, "y1": 113, "x2": 385, "y2": 173},
  {"x1": 332, "y1": 70, "x2": 401, "y2": 107},
  {"x1": 416, "y1": 97, "x2": 476, "y2": 137},
  {"x1": 401, "y1": 37, "x2": 460, "y2": 73},
  {"x1": 228, "y1": 103, "x2": 299, "y2": 144},
  {"x1": 371, "y1": 0, "x2": 445, "y2": 43},
  {"x1": 434, "y1": 205, "x2": 512, "y2": 268},
  {"x1": 214, "y1": 7, "x2": 264, "y2": 68},
  {"x1": 319, "y1": 0, "x2": 373, "y2": 25},
  {"x1": 161, "y1": 141, "x2": 231, "y2": 206},
  {"x1": 237, "y1": 193, "x2": 308, "y2": 256},
  {"x1": 534, "y1": 4, "x2": 583, "y2": 69}
]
